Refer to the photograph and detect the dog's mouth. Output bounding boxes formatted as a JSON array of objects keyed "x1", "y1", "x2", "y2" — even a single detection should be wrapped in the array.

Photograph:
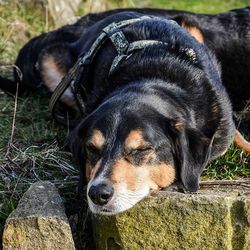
[
  {"x1": 88, "y1": 199, "x2": 142, "y2": 215},
  {"x1": 87, "y1": 186, "x2": 150, "y2": 215}
]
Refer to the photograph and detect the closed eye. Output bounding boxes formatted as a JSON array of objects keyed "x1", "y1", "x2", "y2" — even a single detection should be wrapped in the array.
[
  {"x1": 124, "y1": 146, "x2": 153, "y2": 164},
  {"x1": 86, "y1": 143, "x2": 101, "y2": 159},
  {"x1": 128, "y1": 147, "x2": 153, "y2": 156}
]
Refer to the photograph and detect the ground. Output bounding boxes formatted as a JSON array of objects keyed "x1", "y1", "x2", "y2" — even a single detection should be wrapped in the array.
[{"x1": 0, "y1": 0, "x2": 249, "y2": 249}]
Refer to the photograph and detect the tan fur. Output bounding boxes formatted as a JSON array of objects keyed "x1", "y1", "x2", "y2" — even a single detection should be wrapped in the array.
[
  {"x1": 86, "y1": 161, "x2": 92, "y2": 182},
  {"x1": 149, "y1": 164, "x2": 176, "y2": 188},
  {"x1": 234, "y1": 129, "x2": 250, "y2": 153},
  {"x1": 106, "y1": 129, "x2": 176, "y2": 192},
  {"x1": 181, "y1": 21, "x2": 204, "y2": 43},
  {"x1": 110, "y1": 158, "x2": 176, "y2": 192},
  {"x1": 86, "y1": 159, "x2": 102, "y2": 182},
  {"x1": 90, "y1": 129, "x2": 105, "y2": 150},
  {"x1": 173, "y1": 120, "x2": 184, "y2": 130},
  {"x1": 111, "y1": 159, "x2": 137, "y2": 191},
  {"x1": 125, "y1": 130, "x2": 147, "y2": 150},
  {"x1": 40, "y1": 55, "x2": 76, "y2": 108}
]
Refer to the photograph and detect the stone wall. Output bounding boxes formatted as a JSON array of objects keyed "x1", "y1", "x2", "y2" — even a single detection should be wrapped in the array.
[{"x1": 2, "y1": 180, "x2": 250, "y2": 249}]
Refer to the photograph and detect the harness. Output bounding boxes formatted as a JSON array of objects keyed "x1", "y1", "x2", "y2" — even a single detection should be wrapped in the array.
[{"x1": 49, "y1": 16, "x2": 197, "y2": 125}]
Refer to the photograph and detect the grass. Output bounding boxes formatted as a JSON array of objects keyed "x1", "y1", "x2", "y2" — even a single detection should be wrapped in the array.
[
  {"x1": 0, "y1": 0, "x2": 249, "y2": 248},
  {"x1": 141, "y1": 0, "x2": 250, "y2": 13},
  {"x1": 0, "y1": 1, "x2": 79, "y2": 235},
  {"x1": 203, "y1": 145, "x2": 250, "y2": 180},
  {"x1": 0, "y1": 93, "x2": 79, "y2": 218}
]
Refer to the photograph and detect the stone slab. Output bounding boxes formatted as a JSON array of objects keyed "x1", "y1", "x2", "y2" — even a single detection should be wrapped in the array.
[
  {"x1": 2, "y1": 181, "x2": 75, "y2": 250},
  {"x1": 92, "y1": 181, "x2": 250, "y2": 250}
]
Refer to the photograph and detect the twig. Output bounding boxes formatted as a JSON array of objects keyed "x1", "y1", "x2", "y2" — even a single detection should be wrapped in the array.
[
  {"x1": 0, "y1": 24, "x2": 15, "y2": 54},
  {"x1": 5, "y1": 65, "x2": 22, "y2": 157},
  {"x1": 45, "y1": 4, "x2": 49, "y2": 32},
  {"x1": 235, "y1": 99, "x2": 250, "y2": 129},
  {"x1": 200, "y1": 179, "x2": 250, "y2": 189}
]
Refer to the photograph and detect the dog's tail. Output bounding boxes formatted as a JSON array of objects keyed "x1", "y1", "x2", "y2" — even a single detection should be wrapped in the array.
[
  {"x1": 0, "y1": 75, "x2": 19, "y2": 95},
  {"x1": 234, "y1": 129, "x2": 250, "y2": 152}
]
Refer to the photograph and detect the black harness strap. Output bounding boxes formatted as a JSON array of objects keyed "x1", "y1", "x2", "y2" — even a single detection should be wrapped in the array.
[{"x1": 109, "y1": 40, "x2": 168, "y2": 75}]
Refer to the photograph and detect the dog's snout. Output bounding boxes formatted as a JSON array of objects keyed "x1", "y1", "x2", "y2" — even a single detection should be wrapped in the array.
[{"x1": 88, "y1": 183, "x2": 114, "y2": 206}]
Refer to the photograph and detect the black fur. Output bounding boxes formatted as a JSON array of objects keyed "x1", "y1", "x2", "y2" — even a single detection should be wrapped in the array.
[{"x1": 67, "y1": 11, "x2": 235, "y2": 192}]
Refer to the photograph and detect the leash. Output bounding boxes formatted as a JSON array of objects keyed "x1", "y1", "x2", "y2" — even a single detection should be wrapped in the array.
[{"x1": 49, "y1": 16, "x2": 196, "y2": 125}]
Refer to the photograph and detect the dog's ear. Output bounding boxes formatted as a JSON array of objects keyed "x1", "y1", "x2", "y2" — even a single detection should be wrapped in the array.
[
  {"x1": 173, "y1": 16, "x2": 204, "y2": 43},
  {"x1": 170, "y1": 120, "x2": 213, "y2": 192}
]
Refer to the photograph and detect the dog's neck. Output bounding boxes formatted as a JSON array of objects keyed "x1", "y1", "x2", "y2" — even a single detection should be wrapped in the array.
[{"x1": 85, "y1": 47, "x2": 203, "y2": 111}]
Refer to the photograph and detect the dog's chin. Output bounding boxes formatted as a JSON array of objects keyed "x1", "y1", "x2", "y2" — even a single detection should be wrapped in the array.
[{"x1": 87, "y1": 188, "x2": 150, "y2": 215}]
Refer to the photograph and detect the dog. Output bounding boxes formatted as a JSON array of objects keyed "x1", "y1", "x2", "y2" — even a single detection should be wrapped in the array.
[{"x1": 1, "y1": 7, "x2": 250, "y2": 215}]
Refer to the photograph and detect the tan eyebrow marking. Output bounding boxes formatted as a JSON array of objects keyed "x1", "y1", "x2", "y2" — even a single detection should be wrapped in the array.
[
  {"x1": 89, "y1": 129, "x2": 105, "y2": 150},
  {"x1": 125, "y1": 129, "x2": 148, "y2": 150}
]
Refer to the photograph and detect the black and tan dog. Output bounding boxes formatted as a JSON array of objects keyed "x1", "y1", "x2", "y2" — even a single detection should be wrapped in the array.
[{"x1": 1, "y1": 7, "x2": 250, "y2": 215}]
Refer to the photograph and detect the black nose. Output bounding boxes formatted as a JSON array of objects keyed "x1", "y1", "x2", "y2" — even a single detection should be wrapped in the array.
[{"x1": 88, "y1": 183, "x2": 114, "y2": 206}]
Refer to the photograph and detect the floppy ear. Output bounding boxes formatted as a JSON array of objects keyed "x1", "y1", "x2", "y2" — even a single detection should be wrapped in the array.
[
  {"x1": 173, "y1": 16, "x2": 204, "y2": 43},
  {"x1": 170, "y1": 121, "x2": 213, "y2": 192}
]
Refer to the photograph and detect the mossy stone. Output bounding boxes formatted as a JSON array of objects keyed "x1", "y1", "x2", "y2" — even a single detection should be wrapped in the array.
[{"x1": 92, "y1": 189, "x2": 250, "y2": 250}]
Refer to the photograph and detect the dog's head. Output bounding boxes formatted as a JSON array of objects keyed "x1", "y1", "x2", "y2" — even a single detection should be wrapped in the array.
[{"x1": 69, "y1": 84, "x2": 213, "y2": 214}]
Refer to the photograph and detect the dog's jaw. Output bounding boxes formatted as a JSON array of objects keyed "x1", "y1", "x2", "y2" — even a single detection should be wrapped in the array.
[{"x1": 87, "y1": 182, "x2": 151, "y2": 215}]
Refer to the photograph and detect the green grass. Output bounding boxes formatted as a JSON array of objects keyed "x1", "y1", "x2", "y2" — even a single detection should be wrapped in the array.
[
  {"x1": 203, "y1": 144, "x2": 250, "y2": 180},
  {"x1": 0, "y1": 0, "x2": 249, "y2": 248},
  {"x1": 0, "y1": 1, "x2": 52, "y2": 64},
  {"x1": 141, "y1": 0, "x2": 250, "y2": 13}
]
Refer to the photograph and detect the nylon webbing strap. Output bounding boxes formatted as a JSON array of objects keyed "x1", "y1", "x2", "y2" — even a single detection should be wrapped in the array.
[{"x1": 109, "y1": 40, "x2": 168, "y2": 74}]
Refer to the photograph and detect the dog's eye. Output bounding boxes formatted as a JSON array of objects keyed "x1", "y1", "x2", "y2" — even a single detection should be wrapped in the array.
[
  {"x1": 86, "y1": 144, "x2": 101, "y2": 158},
  {"x1": 130, "y1": 147, "x2": 152, "y2": 156},
  {"x1": 125, "y1": 147, "x2": 153, "y2": 165}
]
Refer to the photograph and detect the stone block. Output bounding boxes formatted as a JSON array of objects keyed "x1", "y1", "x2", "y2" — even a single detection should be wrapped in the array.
[
  {"x1": 92, "y1": 182, "x2": 250, "y2": 250},
  {"x1": 2, "y1": 181, "x2": 75, "y2": 250}
]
